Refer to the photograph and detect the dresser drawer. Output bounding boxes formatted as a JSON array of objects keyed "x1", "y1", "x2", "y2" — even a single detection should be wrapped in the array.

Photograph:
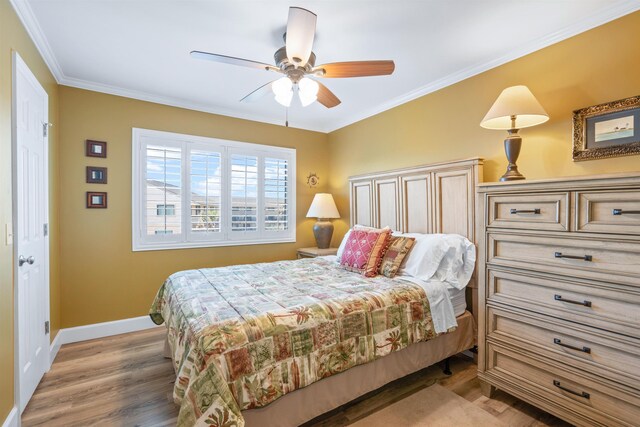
[
  {"x1": 486, "y1": 343, "x2": 640, "y2": 427},
  {"x1": 487, "y1": 268, "x2": 640, "y2": 338},
  {"x1": 576, "y1": 190, "x2": 640, "y2": 235},
  {"x1": 487, "y1": 192, "x2": 569, "y2": 231},
  {"x1": 486, "y1": 306, "x2": 640, "y2": 388},
  {"x1": 487, "y1": 232, "x2": 640, "y2": 287}
]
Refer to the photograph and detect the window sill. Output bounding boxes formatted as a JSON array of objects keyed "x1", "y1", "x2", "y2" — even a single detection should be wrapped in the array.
[{"x1": 132, "y1": 236, "x2": 296, "y2": 252}]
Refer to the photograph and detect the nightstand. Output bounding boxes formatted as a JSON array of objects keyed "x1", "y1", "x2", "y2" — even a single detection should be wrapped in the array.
[{"x1": 297, "y1": 247, "x2": 338, "y2": 259}]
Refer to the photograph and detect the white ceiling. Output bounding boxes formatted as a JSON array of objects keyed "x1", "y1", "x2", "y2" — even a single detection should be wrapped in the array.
[{"x1": 12, "y1": 0, "x2": 640, "y2": 132}]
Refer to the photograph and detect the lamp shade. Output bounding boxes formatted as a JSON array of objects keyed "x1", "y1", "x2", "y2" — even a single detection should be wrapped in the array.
[
  {"x1": 480, "y1": 85, "x2": 549, "y2": 130},
  {"x1": 306, "y1": 193, "x2": 340, "y2": 219},
  {"x1": 298, "y1": 77, "x2": 319, "y2": 107},
  {"x1": 272, "y1": 77, "x2": 293, "y2": 107}
]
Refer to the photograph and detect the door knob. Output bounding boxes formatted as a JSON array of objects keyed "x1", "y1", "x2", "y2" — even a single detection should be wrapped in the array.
[{"x1": 18, "y1": 256, "x2": 34, "y2": 266}]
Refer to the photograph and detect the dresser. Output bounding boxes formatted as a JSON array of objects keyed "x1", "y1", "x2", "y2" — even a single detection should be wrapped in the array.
[{"x1": 476, "y1": 173, "x2": 640, "y2": 427}]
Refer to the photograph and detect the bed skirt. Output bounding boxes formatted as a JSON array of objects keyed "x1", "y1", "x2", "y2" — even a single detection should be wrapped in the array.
[
  {"x1": 242, "y1": 310, "x2": 476, "y2": 427},
  {"x1": 163, "y1": 311, "x2": 474, "y2": 426}
]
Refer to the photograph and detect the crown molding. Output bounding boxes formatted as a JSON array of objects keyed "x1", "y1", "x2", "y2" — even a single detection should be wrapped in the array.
[
  {"x1": 10, "y1": 0, "x2": 640, "y2": 134},
  {"x1": 58, "y1": 76, "x2": 327, "y2": 133},
  {"x1": 325, "y1": 0, "x2": 640, "y2": 132},
  {"x1": 9, "y1": 0, "x2": 65, "y2": 82},
  {"x1": 8, "y1": 0, "x2": 327, "y2": 132}
]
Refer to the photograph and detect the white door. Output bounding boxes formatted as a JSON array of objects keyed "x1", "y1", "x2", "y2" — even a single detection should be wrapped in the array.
[{"x1": 13, "y1": 52, "x2": 50, "y2": 412}]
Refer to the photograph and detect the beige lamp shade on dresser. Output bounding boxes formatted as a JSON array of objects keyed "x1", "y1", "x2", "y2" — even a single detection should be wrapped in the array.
[
  {"x1": 481, "y1": 85, "x2": 549, "y2": 181},
  {"x1": 306, "y1": 193, "x2": 340, "y2": 249},
  {"x1": 481, "y1": 85, "x2": 549, "y2": 129}
]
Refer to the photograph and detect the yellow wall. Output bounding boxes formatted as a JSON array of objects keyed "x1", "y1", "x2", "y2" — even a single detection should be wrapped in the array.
[
  {"x1": 58, "y1": 86, "x2": 329, "y2": 328},
  {"x1": 3, "y1": 4, "x2": 640, "y2": 421},
  {"x1": 327, "y1": 11, "x2": 640, "y2": 244},
  {"x1": 0, "y1": 0, "x2": 60, "y2": 419}
]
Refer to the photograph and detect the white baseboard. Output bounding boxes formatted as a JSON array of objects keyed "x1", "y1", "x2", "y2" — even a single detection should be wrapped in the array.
[
  {"x1": 1, "y1": 407, "x2": 18, "y2": 427},
  {"x1": 49, "y1": 331, "x2": 62, "y2": 368},
  {"x1": 49, "y1": 315, "x2": 161, "y2": 364}
]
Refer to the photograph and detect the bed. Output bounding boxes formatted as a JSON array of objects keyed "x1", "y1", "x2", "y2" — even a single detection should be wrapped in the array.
[{"x1": 150, "y1": 157, "x2": 484, "y2": 427}]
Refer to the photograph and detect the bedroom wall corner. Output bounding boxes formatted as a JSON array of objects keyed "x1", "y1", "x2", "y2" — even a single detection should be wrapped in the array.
[
  {"x1": 326, "y1": 10, "x2": 640, "y2": 246},
  {"x1": 57, "y1": 86, "x2": 330, "y2": 329},
  {"x1": 0, "y1": 0, "x2": 61, "y2": 420}
]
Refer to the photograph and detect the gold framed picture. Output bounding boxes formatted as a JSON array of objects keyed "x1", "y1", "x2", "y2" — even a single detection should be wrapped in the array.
[{"x1": 572, "y1": 95, "x2": 640, "y2": 161}]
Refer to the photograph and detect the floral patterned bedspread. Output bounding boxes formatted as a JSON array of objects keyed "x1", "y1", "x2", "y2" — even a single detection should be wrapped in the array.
[{"x1": 149, "y1": 257, "x2": 448, "y2": 427}]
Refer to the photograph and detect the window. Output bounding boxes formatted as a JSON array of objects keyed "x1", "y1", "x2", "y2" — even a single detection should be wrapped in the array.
[
  {"x1": 230, "y1": 154, "x2": 258, "y2": 232},
  {"x1": 156, "y1": 204, "x2": 175, "y2": 216},
  {"x1": 132, "y1": 128, "x2": 296, "y2": 251}
]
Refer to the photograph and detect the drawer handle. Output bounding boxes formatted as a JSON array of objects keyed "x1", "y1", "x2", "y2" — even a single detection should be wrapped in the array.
[
  {"x1": 554, "y1": 294, "x2": 592, "y2": 307},
  {"x1": 554, "y1": 252, "x2": 592, "y2": 262},
  {"x1": 613, "y1": 208, "x2": 640, "y2": 215},
  {"x1": 553, "y1": 380, "x2": 590, "y2": 399},
  {"x1": 510, "y1": 208, "x2": 541, "y2": 214},
  {"x1": 553, "y1": 338, "x2": 591, "y2": 354}
]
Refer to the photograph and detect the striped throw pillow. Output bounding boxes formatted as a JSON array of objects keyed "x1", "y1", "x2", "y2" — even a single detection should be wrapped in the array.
[{"x1": 379, "y1": 236, "x2": 416, "y2": 278}]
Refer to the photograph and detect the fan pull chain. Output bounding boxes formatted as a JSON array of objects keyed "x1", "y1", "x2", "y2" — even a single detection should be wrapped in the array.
[{"x1": 285, "y1": 107, "x2": 289, "y2": 127}]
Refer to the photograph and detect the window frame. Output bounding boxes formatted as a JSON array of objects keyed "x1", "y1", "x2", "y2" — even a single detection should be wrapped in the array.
[{"x1": 132, "y1": 128, "x2": 296, "y2": 251}]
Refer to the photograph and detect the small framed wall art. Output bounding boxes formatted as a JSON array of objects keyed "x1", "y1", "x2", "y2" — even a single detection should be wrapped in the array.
[
  {"x1": 86, "y1": 166, "x2": 107, "y2": 184},
  {"x1": 87, "y1": 192, "x2": 107, "y2": 208},
  {"x1": 306, "y1": 172, "x2": 319, "y2": 188},
  {"x1": 86, "y1": 140, "x2": 107, "y2": 158},
  {"x1": 573, "y1": 95, "x2": 640, "y2": 161}
]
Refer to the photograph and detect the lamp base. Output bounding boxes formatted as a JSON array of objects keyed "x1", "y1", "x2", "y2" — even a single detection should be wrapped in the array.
[
  {"x1": 313, "y1": 219, "x2": 334, "y2": 249},
  {"x1": 500, "y1": 130, "x2": 526, "y2": 182}
]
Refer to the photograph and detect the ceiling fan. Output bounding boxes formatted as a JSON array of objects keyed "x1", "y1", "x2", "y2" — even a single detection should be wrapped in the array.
[{"x1": 191, "y1": 7, "x2": 395, "y2": 109}]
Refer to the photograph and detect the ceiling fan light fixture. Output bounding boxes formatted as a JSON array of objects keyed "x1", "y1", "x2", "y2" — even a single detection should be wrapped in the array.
[
  {"x1": 191, "y1": 8, "x2": 395, "y2": 110},
  {"x1": 299, "y1": 92, "x2": 317, "y2": 107},
  {"x1": 275, "y1": 91, "x2": 293, "y2": 107},
  {"x1": 272, "y1": 77, "x2": 293, "y2": 107},
  {"x1": 298, "y1": 77, "x2": 319, "y2": 107}
]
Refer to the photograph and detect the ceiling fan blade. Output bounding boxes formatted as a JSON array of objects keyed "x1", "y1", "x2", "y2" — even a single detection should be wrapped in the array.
[
  {"x1": 285, "y1": 7, "x2": 317, "y2": 67},
  {"x1": 314, "y1": 61, "x2": 395, "y2": 78},
  {"x1": 316, "y1": 82, "x2": 341, "y2": 108},
  {"x1": 191, "y1": 51, "x2": 279, "y2": 72},
  {"x1": 240, "y1": 80, "x2": 276, "y2": 103}
]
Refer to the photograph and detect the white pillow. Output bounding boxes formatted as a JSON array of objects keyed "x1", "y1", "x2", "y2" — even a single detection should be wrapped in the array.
[
  {"x1": 336, "y1": 229, "x2": 352, "y2": 259},
  {"x1": 396, "y1": 232, "x2": 449, "y2": 282},
  {"x1": 396, "y1": 232, "x2": 476, "y2": 290},
  {"x1": 433, "y1": 234, "x2": 476, "y2": 290}
]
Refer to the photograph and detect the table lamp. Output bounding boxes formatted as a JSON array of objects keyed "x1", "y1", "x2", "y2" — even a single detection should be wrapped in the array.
[
  {"x1": 480, "y1": 85, "x2": 549, "y2": 181},
  {"x1": 306, "y1": 193, "x2": 340, "y2": 249}
]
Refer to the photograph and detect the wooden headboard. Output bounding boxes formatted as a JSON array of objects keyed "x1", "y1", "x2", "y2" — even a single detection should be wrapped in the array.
[{"x1": 348, "y1": 157, "x2": 484, "y2": 320}]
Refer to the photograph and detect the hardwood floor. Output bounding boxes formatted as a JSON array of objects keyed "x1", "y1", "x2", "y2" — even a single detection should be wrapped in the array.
[{"x1": 22, "y1": 327, "x2": 571, "y2": 427}]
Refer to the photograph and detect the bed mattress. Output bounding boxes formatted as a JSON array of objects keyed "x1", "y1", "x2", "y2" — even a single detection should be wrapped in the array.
[{"x1": 449, "y1": 286, "x2": 467, "y2": 317}]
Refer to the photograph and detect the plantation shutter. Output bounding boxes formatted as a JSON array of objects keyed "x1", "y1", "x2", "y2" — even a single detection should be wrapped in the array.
[
  {"x1": 189, "y1": 148, "x2": 223, "y2": 241},
  {"x1": 143, "y1": 142, "x2": 183, "y2": 242},
  {"x1": 264, "y1": 157, "x2": 289, "y2": 232},
  {"x1": 133, "y1": 128, "x2": 295, "y2": 251}
]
